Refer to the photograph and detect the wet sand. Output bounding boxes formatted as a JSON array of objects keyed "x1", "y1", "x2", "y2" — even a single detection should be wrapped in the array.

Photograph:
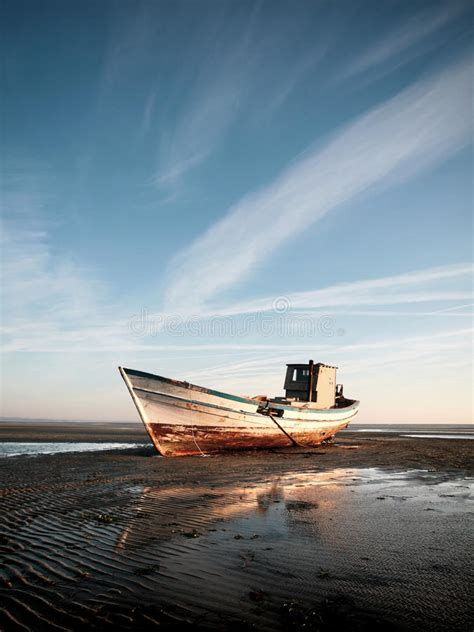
[
  {"x1": 0, "y1": 426, "x2": 472, "y2": 631},
  {"x1": 0, "y1": 421, "x2": 149, "y2": 444}
]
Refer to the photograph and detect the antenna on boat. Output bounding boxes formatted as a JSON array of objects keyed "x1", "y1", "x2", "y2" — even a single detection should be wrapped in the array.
[{"x1": 307, "y1": 359, "x2": 314, "y2": 402}]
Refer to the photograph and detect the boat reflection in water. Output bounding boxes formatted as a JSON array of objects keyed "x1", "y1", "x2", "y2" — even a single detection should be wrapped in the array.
[
  {"x1": 115, "y1": 470, "x2": 350, "y2": 553},
  {"x1": 112, "y1": 469, "x2": 472, "y2": 632}
]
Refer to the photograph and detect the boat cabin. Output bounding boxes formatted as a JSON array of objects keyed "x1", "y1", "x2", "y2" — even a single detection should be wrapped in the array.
[{"x1": 283, "y1": 361, "x2": 340, "y2": 408}]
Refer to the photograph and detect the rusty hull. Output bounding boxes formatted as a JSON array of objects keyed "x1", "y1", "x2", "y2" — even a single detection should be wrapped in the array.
[{"x1": 147, "y1": 422, "x2": 348, "y2": 457}]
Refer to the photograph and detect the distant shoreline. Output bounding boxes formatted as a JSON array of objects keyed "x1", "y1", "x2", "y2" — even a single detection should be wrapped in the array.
[{"x1": 0, "y1": 421, "x2": 472, "y2": 446}]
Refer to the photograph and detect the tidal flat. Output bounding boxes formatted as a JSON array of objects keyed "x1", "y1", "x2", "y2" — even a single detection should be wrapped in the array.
[{"x1": 0, "y1": 424, "x2": 472, "y2": 631}]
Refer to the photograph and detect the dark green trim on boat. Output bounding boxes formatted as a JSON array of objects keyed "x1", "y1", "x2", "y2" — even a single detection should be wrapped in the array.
[{"x1": 124, "y1": 367, "x2": 359, "y2": 416}]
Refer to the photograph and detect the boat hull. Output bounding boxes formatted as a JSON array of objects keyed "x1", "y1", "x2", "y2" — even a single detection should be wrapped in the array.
[{"x1": 119, "y1": 367, "x2": 359, "y2": 457}]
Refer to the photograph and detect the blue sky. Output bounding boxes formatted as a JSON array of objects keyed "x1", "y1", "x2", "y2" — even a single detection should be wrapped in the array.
[{"x1": 1, "y1": 0, "x2": 472, "y2": 422}]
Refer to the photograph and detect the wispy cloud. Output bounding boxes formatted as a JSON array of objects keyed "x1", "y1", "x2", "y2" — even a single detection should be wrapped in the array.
[
  {"x1": 0, "y1": 158, "x2": 123, "y2": 354},
  {"x1": 0, "y1": 218, "x2": 117, "y2": 349},
  {"x1": 153, "y1": 71, "x2": 244, "y2": 187},
  {"x1": 342, "y1": 3, "x2": 468, "y2": 80},
  {"x1": 152, "y1": 2, "x2": 339, "y2": 188},
  {"x1": 264, "y1": 40, "x2": 330, "y2": 115},
  {"x1": 431, "y1": 303, "x2": 474, "y2": 314},
  {"x1": 152, "y1": 5, "x2": 261, "y2": 188},
  {"x1": 207, "y1": 263, "x2": 473, "y2": 316},
  {"x1": 182, "y1": 327, "x2": 472, "y2": 399},
  {"x1": 164, "y1": 55, "x2": 472, "y2": 310},
  {"x1": 3, "y1": 226, "x2": 471, "y2": 354}
]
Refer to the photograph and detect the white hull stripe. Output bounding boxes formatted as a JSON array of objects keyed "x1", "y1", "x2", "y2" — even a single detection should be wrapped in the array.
[
  {"x1": 134, "y1": 385, "x2": 357, "y2": 424},
  {"x1": 124, "y1": 367, "x2": 359, "y2": 414}
]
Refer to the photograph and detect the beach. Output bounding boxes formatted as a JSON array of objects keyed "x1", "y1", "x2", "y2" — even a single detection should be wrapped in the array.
[{"x1": 0, "y1": 424, "x2": 472, "y2": 631}]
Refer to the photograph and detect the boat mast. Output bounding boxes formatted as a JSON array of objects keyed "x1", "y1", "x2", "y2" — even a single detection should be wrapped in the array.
[{"x1": 307, "y1": 359, "x2": 314, "y2": 402}]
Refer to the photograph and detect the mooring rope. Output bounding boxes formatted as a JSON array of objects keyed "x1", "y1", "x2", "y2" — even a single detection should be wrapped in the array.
[
  {"x1": 268, "y1": 414, "x2": 301, "y2": 447},
  {"x1": 191, "y1": 425, "x2": 209, "y2": 457}
]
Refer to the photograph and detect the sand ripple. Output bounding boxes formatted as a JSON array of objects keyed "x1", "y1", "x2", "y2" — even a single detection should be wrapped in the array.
[{"x1": 0, "y1": 444, "x2": 473, "y2": 631}]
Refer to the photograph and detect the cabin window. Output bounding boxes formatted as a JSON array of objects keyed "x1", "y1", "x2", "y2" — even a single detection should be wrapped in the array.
[{"x1": 293, "y1": 368, "x2": 309, "y2": 381}]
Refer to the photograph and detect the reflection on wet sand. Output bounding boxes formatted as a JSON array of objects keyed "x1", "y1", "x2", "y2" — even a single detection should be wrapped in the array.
[
  {"x1": 115, "y1": 467, "x2": 442, "y2": 560},
  {"x1": 115, "y1": 470, "x2": 347, "y2": 552},
  {"x1": 110, "y1": 468, "x2": 473, "y2": 631},
  {"x1": 1, "y1": 461, "x2": 472, "y2": 632}
]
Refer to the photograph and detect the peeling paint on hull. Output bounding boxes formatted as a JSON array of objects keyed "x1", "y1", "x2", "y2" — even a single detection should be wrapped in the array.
[
  {"x1": 149, "y1": 424, "x2": 293, "y2": 456},
  {"x1": 119, "y1": 366, "x2": 359, "y2": 457},
  {"x1": 149, "y1": 423, "x2": 351, "y2": 457}
]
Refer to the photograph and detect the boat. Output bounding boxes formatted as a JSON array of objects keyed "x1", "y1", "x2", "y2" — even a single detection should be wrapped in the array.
[{"x1": 119, "y1": 360, "x2": 359, "y2": 457}]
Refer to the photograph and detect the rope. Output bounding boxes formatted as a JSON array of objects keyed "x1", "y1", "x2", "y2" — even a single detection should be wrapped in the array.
[
  {"x1": 191, "y1": 425, "x2": 209, "y2": 457},
  {"x1": 268, "y1": 414, "x2": 301, "y2": 447}
]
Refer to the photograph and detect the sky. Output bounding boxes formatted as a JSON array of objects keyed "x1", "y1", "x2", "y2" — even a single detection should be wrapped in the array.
[{"x1": 1, "y1": 0, "x2": 472, "y2": 423}]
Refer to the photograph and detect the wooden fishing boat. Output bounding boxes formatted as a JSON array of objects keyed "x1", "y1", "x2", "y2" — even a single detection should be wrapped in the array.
[{"x1": 119, "y1": 361, "x2": 359, "y2": 457}]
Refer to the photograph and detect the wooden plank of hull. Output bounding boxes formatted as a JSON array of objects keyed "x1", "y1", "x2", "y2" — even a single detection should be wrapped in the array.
[
  {"x1": 123, "y1": 368, "x2": 261, "y2": 414},
  {"x1": 148, "y1": 422, "x2": 351, "y2": 457},
  {"x1": 149, "y1": 423, "x2": 293, "y2": 457},
  {"x1": 119, "y1": 366, "x2": 359, "y2": 457}
]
